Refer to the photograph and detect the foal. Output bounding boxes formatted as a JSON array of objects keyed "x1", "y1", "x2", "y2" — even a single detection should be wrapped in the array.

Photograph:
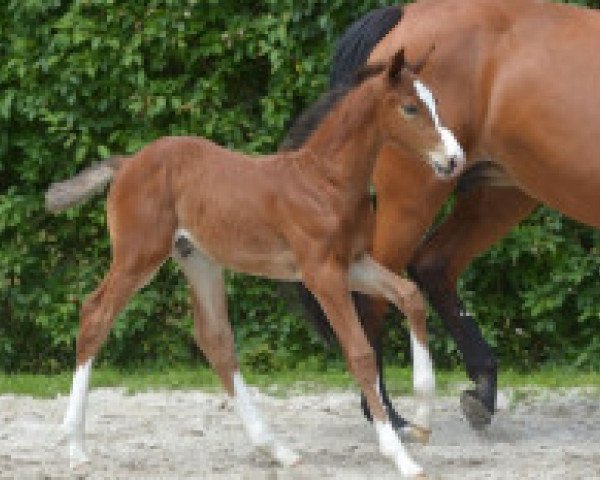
[{"x1": 47, "y1": 49, "x2": 464, "y2": 478}]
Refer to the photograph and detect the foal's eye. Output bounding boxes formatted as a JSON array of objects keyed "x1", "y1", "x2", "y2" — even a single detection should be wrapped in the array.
[{"x1": 402, "y1": 104, "x2": 419, "y2": 116}]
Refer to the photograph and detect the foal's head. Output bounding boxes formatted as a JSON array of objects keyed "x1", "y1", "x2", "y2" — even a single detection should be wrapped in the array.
[{"x1": 376, "y1": 48, "x2": 466, "y2": 177}]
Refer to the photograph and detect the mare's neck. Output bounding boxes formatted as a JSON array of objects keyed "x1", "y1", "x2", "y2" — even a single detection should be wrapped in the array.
[{"x1": 301, "y1": 82, "x2": 381, "y2": 191}]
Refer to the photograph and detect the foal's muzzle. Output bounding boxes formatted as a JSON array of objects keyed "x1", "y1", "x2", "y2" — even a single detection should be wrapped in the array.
[{"x1": 428, "y1": 127, "x2": 466, "y2": 178}]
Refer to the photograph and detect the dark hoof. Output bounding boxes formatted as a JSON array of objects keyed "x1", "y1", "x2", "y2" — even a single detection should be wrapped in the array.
[{"x1": 460, "y1": 389, "x2": 493, "y2": 430}]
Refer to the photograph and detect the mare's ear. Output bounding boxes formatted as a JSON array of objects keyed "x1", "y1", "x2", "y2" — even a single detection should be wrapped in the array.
[
  {"x1": 388, "y1": 48, "x2": 406, "y2": 85},
  {"x1": 411, "y1": 44, "x2": 435, "y2": 74}
]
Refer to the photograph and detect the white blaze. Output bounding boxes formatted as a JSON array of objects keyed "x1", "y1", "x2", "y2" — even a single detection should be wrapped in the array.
[
  {"x1": 413, "y1": 80, "x2": 442, "y2": 129},
  {"x1": 413, "y1": 79, "x2": 466, "y2": 175}
]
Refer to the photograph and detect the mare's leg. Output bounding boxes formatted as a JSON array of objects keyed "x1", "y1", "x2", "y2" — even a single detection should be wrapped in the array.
[
  {"x1": 409, "y1": 185, "x2": 537, "y2": 428},
  {"x1": 173, "y1": 240, "x2": 299, "y2": 466},
  {"x1": 304, "y1": 261, "x2": 424, "y2": 478},
  {"x1": 350, "y1": 255, "x2": 434, "y2": 443}
]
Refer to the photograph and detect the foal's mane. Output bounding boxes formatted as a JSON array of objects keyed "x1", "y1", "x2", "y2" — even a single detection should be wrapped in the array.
[{"x1": 279, "y1": 62, "x2": 386, "y2": 152}]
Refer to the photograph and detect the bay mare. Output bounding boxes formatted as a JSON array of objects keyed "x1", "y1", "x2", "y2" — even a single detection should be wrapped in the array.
[
  {"x1": 47, "y1": 51, "x2": 463, "y2": 477},
  {"x1": 294, "y1": 0, "x2": 600, "y2": 432}
]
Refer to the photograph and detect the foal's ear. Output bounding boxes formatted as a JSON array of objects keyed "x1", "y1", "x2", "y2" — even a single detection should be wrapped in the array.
[
  {"x1": 388, "y1": 48, "x2": 406, "y2": 85},
  {"x1": 410, "y1": 44, "x2": 435, "y2": 74}
]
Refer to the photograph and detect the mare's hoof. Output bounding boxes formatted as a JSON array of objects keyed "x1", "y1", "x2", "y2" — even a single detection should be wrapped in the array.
[
  {"x1": 404, "y1": 424, "x2": 431, "y2": 445},
  {"x1": 460, "y1": 389, "x2": 493, "y2": 430}
]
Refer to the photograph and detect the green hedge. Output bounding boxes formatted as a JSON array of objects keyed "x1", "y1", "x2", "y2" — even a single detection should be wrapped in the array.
[{"x1": 1, "y1": 0, "x2": 599, "y2": 373}]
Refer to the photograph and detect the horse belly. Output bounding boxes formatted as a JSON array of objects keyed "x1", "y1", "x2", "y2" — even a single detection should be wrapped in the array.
[
  {"x1": 175, "y1": 225, "x2": 300, "y2": 281},
  {"x1": 485, "y1": 28, "x2": 600, "y2": 227},
  {"x1": 490, "y1": 148, "x2": 600, "y2": 228}
]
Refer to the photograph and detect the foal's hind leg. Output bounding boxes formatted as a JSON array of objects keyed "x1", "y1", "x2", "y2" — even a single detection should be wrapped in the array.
[
  {"x1": 62, "y1": 190, "x2": 173, "y2": 469},
  {"x1": 350, "y1": 255, "x2": 434, "y2": 443},
  {"x1": 173, "y1": 240, "x2": 299, "y2": 466},
  {"x1": 62, "y1": 253, "x2": 165, "y2": 468},
  {"x1": 303, "y1": 261, "x2": 424, "y2": 478}
]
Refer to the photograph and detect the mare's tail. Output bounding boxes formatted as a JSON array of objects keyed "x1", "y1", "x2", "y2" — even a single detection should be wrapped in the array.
[{"x1": 45, "y1": 156, "x2": 126, "y2": 213}]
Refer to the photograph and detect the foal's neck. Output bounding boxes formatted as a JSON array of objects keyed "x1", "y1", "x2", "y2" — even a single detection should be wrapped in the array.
[{"x1": 301, "y1": 81, "x2": 381, "y2": 191}]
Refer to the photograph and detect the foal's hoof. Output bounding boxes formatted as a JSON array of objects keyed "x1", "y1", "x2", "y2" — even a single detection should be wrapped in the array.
[
  {"x1": 460, "y1": 389, "x2": 493, "y2": 430},
  {"x1": 395, "y1": 424, "x2": 424, "y2": 444},
  {"x1": 69, "y1": 450, "x2": 91, "y2": 472},
  {"x1": 395, "y1": 458, "x2": 427, "y2": 479},
  {"x1": 276, "y1": 445, "x2": 301, "y2": 467},
  {"x1": 403, "y1": 424, "x2": 431, "y2": 445},
  {"x1": 56, "y1": 431, "x2": 68, "y2": 449},
  {"x1": 265, "y1": 444, "x2": 301, "y2": 467}
]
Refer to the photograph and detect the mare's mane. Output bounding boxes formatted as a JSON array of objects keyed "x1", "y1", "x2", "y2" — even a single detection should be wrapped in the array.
[
  {"x1": 280, "y1": 6, "x2": 403, "y2": 153},
  {"x1": 331, "y1": 6, "x2": 403, "y2": 87}
]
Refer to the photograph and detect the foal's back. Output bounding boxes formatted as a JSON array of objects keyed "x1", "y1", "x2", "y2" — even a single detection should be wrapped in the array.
[{"x1": 109, "y1": 136, "x2": 302, "y2": 279}]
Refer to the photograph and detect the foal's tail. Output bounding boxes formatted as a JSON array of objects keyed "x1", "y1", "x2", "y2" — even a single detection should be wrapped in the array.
[{"x1": 45, "y1": 156, "x2": 127, "y2": 213}]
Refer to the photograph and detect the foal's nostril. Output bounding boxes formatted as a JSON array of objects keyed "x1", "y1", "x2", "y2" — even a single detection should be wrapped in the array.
[{"x1": 448, "y1": 158, "x2": 457, "y2": 171}]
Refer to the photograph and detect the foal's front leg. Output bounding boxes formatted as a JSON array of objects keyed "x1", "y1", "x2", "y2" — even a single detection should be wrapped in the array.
[
  {"x1": 304, "y1": 261, "x2": 424, "y2": 478},
  {"x1": 349, "y1": 255, "x2": 435, "y2": 442}
]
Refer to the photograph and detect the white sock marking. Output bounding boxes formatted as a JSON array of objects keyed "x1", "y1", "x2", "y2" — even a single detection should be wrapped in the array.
[
  {"x1": 232, "y1": 371, "x2": 272, "y2": 446},
  {"x1": 232, "y1": 371, "x2": 299, "y2": 466},
  {"x1": 410, "y1": 333, "x2": 435, "y2": 430},
  {"x1": 375, "y1": 421, "x2": 424, "y2": 477},
  {"x1": 374, "y1": 378, "x2": 425, "y2": 475},
  {"x1": 62, "y1": 358, "x2": 93, "y2": 468}
]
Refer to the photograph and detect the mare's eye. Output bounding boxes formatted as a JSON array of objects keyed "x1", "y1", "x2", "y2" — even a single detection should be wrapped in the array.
[{"x1": 402, "y1": 104, "x2": 419, "y2": 116}]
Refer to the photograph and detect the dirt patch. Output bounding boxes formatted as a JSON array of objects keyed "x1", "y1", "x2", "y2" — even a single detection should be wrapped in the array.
[{"x1": 1, "y1": 387, "x2": 599, "y2": 479}]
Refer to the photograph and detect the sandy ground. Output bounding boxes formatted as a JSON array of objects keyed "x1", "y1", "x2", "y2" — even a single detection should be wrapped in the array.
[{"x1": 1, "y1": 386, "x2": 599, "y2": 479}]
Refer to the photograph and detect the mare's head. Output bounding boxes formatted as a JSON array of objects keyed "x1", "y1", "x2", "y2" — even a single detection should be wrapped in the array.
[{"x1": 376, "y1": 48, "x2": 465, "y2": 177}]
